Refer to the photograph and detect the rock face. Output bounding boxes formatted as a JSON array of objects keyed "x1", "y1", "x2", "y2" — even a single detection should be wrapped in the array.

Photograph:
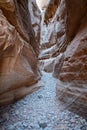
[
  {"x1": 28, "y1": 0, "x2": 41, "y2": 53},
  {"x1": 0, "y1": 0, "x2": 41, "y2": 106},
  {"x1": 43, "y1": 0, "x2": 87, "y2": 115},
  {"x1": 56, "y1": 0, "x2": 87, "y2": 115},
  {"x1": 59, "y1": 0, "x2": 87, "y2": 83},
  {"x1": 39, "y1": 0, "x2": 66, "y2": 73}
]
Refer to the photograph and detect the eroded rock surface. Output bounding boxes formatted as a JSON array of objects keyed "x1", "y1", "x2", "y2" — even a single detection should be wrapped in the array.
[
  {"x1": 40, "y1": 0, "x2": 87, "y2": 115},
  {"x1": 55, "y1": 0, "x2": 87, "y2": 114},
  {"x1": 0, "y1": 0, "x2": 41, "y2": 106},
  {"x1": 28, "y1": 0, "x2": 41, "y2": 53},
  {"x1": 39, "y1": 0, "x2": 66, "y2": 73}
]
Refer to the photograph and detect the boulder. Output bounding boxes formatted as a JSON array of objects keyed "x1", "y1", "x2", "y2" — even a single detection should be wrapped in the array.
[
  {"x1": 43, "y1": 58, "x2": 56, "y2": 73},
  {"x1": 53, "y1": 53, "x2": 64, "y2": 78}
]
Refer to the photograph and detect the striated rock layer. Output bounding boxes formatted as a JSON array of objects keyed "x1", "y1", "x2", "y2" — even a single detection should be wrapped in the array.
[
  {"x1": 39, "y1": 0, "x2": 66, "y2": 73},
  {"x1": 28, "y1": 0, "x2": 41, "y2": 52},
  {"x1": 0, "y1": 0, "x2": 41, "y2": 106},
  {"x1": 43, "y1": 0, "x2": 87, "y2": 115},
  {"x1": 56, "y1": 0, "x2": 87, "y2": 116}
]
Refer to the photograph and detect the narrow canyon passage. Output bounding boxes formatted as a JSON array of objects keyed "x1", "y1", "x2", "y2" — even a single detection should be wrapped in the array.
[
  {"x1": 0, "y1": 71, "x2": 87, "y2": 130},
  {"x1": 0, "y1": 0, "x2": 87, "y2": 130}
]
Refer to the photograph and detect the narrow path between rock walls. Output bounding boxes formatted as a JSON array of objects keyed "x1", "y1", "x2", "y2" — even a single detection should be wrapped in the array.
[{"x1": 0, "y1": 71, "x2": 87, "y2": 130}]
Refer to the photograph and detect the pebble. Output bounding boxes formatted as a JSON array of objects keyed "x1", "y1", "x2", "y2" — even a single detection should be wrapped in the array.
[
  {"x1": 80, "y1": 125, "x2": 87, "y2": 130},
  {"x1": 39, "y1": 122, "x2": 47, "y2": 129},
  {"x1": 38, "y1": 95, "x2": 43, "y2": 99},
  {"x1": 2, "y1": 113, "x2": 9, "y2": 121}
]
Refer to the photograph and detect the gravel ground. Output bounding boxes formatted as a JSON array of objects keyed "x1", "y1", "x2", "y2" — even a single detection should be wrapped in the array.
[{"x1": 0, "y1": 71, "x2": 87, "y2": 130}]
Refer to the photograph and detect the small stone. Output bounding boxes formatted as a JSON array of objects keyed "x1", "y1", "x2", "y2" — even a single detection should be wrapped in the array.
[
  {"x1": 39, "y1": 122, "x2": 47, "y2": 129},
  {"x1": 80, "y1": 125, "x2": 87, "y2": 130},
  {"x1": 34, "y1": 124, "x2": 40, "y2": 129},
  {"x1": 16, "y1": 127, "x2": 23, "y2": 130},
  {"x1": 3, "y1": 113, "x2": 9, "y2": 121},
  {"x1": 22, "y1": 122, "x2": 28, "y2": 127},
  {"x1": 8, "y1": 125, "x2": 15, "y2": 130},
  {"x1": 38, "y1": 95, "x2": 43, "y2": 99},
  {"x1": 85, "y1": 119, "x2": 87, "y2": 122},
  {"x1": 15, "y1": 110, "x2": 19, "y2": 115},
  {"x1": 30, "y1": 124, "x2": 34, "y2": 129}
]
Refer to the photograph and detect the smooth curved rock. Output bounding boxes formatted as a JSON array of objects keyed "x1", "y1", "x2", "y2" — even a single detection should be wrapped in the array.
[
  {"x1": 53, "y1": 53, "x2": 64, "y2": 77},
  {"x1": 0, "y1": 0, "x2": 15, "y2": 11},
  {"x1": 28, "y1": 0, "x2": 41, "y2": 52},
  {"x1": 55, "y1": 0, "x2": 87, "y2": 116},
  {"x1": 66, "y1": 0, "x2": 87, "y2": 42},
  {"x1": 0, "y1": 0, "x2": 41, "y2": 106},
  {"x1": 41, "y1": 0, "x2": 87, "y2": 115},
  {"x1": 43, "y1": 58, "x2": 56, "y2": 73},
  {"x1": 59, "y1": 22, "x2": 87, "y2": 82}
]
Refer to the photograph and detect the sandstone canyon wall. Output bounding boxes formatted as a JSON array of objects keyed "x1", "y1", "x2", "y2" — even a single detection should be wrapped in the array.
[
  {"x1": 43, "y1": 0, "x2": 87, "y2": 116},
  {"x1": 28, "y1": 0, "x2": 41, "y2": 52},
  {"x1": 0, "y1": 0, "x2": 41, "y2": 106},
  {"x1": 39, "y1": 0, "x2": 66, "y2": 72}
]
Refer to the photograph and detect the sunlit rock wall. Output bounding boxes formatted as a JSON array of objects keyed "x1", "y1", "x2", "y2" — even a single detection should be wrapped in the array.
[
  {"x1": 39, "y1": 0, "x2": 66, "y2": 72},
  {"x1": 0, "y1": 0, "x2": 41, "y2": 106},
  {"x1": 36, "y1": 0, "x2": 50, "y2": 12}
]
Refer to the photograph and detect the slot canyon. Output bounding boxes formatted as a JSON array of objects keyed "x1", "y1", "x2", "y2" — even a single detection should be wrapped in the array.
[{"x1": 0, "y1": 0, "x2": 87, "y2": 129}]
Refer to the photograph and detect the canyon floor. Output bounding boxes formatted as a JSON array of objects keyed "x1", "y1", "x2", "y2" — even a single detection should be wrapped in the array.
[{"x1": 0, "y1": 71, "x2": 87, "y2": 130}]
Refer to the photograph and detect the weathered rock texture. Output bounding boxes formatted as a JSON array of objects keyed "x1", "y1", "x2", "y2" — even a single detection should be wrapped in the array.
[
  {"x1": 39, "y1": 0, "x2": 66, "y2": 73},
  {"x1": 0, "y1": 0, "x2": 41, "y2": 106},
  {"x1": 28, "y1": 0, "x2": 41, "y2": 51},
  {"x1": 42, "y1": 0, "x2": 87, "y2": 115},
  {"x1": 56, "y1": 0, "x2": 87, "y2": 116},
  {"x1": 51, "y1": 0, "x2": 87, "y2": 82}
]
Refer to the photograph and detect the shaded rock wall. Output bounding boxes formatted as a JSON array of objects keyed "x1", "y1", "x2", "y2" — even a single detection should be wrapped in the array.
[
  {"x1": 50, "y1": 0, "x2": 87, "y2": 82},
  {"x1": 44, "y1": 0, "x2": 87, "y2": 82},
  {"x1": 28, "y1": 0, "x2": 41, "y2": 51},
  {"x1": 66, "y1": 0, "x2": 87, "y2": 42},
  {"x1": 56, "y1": 0, "x2": 87, "y2": 116},
  {"x1": 42, "y1": 0, "x2": 87, "y2": 115},
  {"x1": 0, "y1": 0, "x2": 41, "y2": 106},
  {"x1": 0, "y1": 0, "x2": 39, "y2": 56}
]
